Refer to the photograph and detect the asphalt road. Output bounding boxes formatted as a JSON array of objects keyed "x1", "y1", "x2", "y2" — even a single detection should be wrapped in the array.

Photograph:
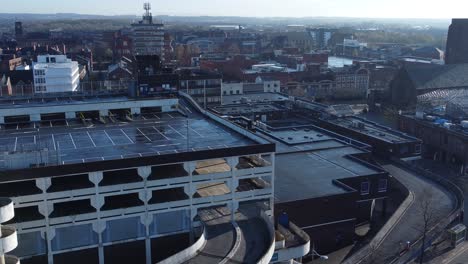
[
  {"x1": 186, "y1": 208, "x2": 272, "y2": 264},
  {"x1": 364, "y1": 162, "x2": 455, "y2": 263}
]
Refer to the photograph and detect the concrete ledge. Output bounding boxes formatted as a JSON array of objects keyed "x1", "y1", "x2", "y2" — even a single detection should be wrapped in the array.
[
  {"x1": 157, "y1": 227, "x2": 207, "y2": 264},
  {"x1": 342, "y1": 189, "x2": 415, "y2": 264},
  {"x1": 257, "y1": 212, "x2": 276, "y2": 264},
  {"x1": 0, "y1": 198, "x2": 14, "y2": 223}
]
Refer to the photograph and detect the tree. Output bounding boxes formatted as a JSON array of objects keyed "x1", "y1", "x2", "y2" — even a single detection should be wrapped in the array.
[{"x1": 416, "y1": 188, "x2": 440, "y2": 264}]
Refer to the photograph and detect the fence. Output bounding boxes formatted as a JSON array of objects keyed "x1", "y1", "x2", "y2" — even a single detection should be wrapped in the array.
[{"x1": 0, "y1": 80, "x2": 134, "y2": 99}]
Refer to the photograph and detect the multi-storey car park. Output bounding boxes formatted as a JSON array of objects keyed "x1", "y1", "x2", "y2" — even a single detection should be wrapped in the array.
[{"x1": 0, "y1": 93, "x2": 311, "y2": 264}]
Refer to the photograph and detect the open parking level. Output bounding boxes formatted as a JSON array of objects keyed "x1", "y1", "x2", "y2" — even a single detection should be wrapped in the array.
[{"x1": 0, "y1": 111, "x2": 254, "y2": 168}]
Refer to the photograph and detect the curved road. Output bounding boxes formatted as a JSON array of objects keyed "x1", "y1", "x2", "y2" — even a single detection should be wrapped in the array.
[
  {"x1": 185, "y1": 208, "x2": 272, "y2": 264},
  {"x1": 364, "y1": 162, "x2": 455, "y2": 263}
]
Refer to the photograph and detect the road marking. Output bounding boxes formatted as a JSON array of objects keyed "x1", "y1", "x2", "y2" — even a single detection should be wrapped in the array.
[
  {"x1": 104, "y1": 130, "x2": 116, "y2": 145},
  {"x1": 167, "y1": 113, "x2": 174, "y2": 118},
  {"x1": 190, "y1": 127, "x2": 203, "y2": 137},
  {"x1": 169, "y1": 125, "x2": 186, "y2": 139},
  {"x1": 153, "y1": 126, "x2": 170, "y2": 140},
  {"x1": 86, "y1": 131, "x2": 97, "y2": 147},
  {"x1": 153, "y1": 114, "x2": 160, "y2": 119},
  {"x1": 69, "y1": 133, "x2": 77, "y2": 149},
  {"x1": 13, "y1": 137, "x2": 18, "y2": 152},
  {"x1": 121, "y1": 129, "x2": 134, "y2": 144},
  {"x1": 137, "y1": 128, "x2": 152, "y2": 142},
  {"x1": 51, "y1": 134, "x2": 56, "y2": 151}
]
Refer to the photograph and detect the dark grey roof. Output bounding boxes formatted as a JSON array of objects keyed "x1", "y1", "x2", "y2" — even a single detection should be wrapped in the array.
[
  {"x1": 6, "y1": 70, "x2": 33, "y2": 85},
  {"x1": 404, "y1": 63, "x2": 468, "y2": 90}
]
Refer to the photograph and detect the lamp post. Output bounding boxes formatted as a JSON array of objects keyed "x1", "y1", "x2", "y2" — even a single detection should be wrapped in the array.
[{"x1": 311, "y1": 242, "x2": 329, "y2": 263}]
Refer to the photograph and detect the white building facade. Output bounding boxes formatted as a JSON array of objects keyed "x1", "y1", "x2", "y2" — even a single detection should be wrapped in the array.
[{"x1": 33, "y1": 55, "x2": 80, "y2": 94}]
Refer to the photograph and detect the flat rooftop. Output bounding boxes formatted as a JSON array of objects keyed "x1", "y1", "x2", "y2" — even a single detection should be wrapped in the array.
[
  {"x1": 212, "y1": 103, "x2": 286, "y2": 116},
  {"x1": 221, "y1": 93, "x2": 288, "y2": 105},
  {"x1": 256, "y1": 123, "x2": 382, "y2": 201},
  {"x1": 0, "y1": 111, "x2": 256, "y2": 169},
  {"x1": 275, "y1": 146, "x2": 380, "y2": 202},
  {"x1": 326, "y1": 116, "x2": 419, "y2": 144}
]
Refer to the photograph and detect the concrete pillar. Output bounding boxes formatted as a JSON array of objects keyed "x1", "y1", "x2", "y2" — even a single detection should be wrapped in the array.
[
  {"x1": 0, "y1": 116, "x2": 4, "y2": 124},
  {"x1": 138, "y1": 166, "x2": 151, "y2": 179},
  {"x1": 98, "y1": 246, "x2": 105, "y2": 264},
  {"x1": 131, "y1": 107, "x2": 141, "y2": 115},
  {"x1": 30, "y1": 113, "x2": 41, "y2": 122},
  {"x1": 46, "y1": 229, "x2": 56, "y2": 264},
  {"x1": 65, "y1": 112, "x2": 76, "y2": 119},
  {"x1": 162, "y1": 105, "x2": 172, "y2": 112},
  {"x1": 99, "y1": 109, "x2": 109, "y2": 117},
  {"x1": 145, "y1": 238, "x2": 152, "y2": 264},
  {"x1": 36, "y1": 178, "x2": 52, "y2": 192}
]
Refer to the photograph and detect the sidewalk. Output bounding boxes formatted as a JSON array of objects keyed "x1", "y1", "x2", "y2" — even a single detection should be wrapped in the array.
[{"x1": 428, "y1": 242, "x2": 468, "y2": 264}]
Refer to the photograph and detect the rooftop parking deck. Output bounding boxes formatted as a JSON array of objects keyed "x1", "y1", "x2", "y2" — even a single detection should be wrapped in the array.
[{"x1": 0, "y1": 111, "x2": 257, "y2": 169}]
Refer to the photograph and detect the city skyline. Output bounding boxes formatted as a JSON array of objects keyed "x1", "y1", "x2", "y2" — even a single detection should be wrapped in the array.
[{"x1": 1, "y1": 0, "x2": 466, "y2": 19}]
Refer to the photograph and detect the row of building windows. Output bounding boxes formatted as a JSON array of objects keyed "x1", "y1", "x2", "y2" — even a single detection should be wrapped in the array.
[
  {"x1": 361, "y1": 179, "x2": 387, "y2": 195},
  {"x1": 223, "y1": 90, "x2": 241, "y2": 96},
  {"x1": 35, "y1": 78, "x2": 46, "y2": 84},
  {"x1": 35, "y1": 85, "x2": 47, "y2": 92},
  {"x1": 35, "y1": 69, "x2": 45, "y2": 76}
]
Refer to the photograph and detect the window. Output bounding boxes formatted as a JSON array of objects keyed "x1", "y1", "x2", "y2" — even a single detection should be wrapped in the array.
[
  {"x1": 415, "y1": 144, "x2": 422, "y2": 154},
  {"x1": 35, "y1": 85, "x2": 46, "y2": 92},
  {"x1": 378, "y1": 179, "x2": 387, "y2": 193},
  {"x1": 35, "y1": 69, "x2": 45, "y2": 76},
  {"x1": 51, "y1": 57, "x2": 56, "y2": 63},
  {"x1": 236, "y1": 90, "x2": 240, "y2": 94},
  {"x1": 361, "y1": 181, "x2": 370, "y2": 195},
  {"x1": 35, "y1": 78, "x2": 46, "y2": 84},
  {"x1": 230, "y1": 91, "x2": 233, "y2": 95},
  {"x1": 223, "y1": 91, "x2": 227, "y2": 95}
]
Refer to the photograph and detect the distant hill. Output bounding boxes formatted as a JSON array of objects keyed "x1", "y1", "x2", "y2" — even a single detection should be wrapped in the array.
[{"x1": 0, "y1": 13, "x2": 451, "y2": 29}]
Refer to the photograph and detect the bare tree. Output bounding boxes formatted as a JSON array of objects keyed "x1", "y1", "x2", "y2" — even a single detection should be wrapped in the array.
[{"x1": 416, "y1": 188, "x2": 440, "y2": 264}]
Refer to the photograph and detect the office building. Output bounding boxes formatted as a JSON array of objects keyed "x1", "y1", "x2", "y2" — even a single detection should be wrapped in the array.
[
  {"x1": 131, "y1": 3, "x2": 165, "y2": 58},
  {"x1": 32, "y1": 55, "x2": 80, "y2": 93}
]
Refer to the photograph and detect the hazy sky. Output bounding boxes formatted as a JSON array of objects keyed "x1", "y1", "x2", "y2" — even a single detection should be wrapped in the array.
[{"x1": 3, "y1": 0, "x2": 467, "y2": 18}]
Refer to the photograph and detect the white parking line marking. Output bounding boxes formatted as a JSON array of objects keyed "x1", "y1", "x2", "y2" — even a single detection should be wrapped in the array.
[
  {"x1": 14, "y1": 137, "x2": 18, "y2": 152},
  {"x1": 190, "y1": 127, "x2": 204, "y2": 137},
  {"x1": 104, "y1": 130, "x2": 116, "y2": 145},
  {"x1": 86, "y1": 131, "x2": 97, "y2": 147},
  {"x1": 121, "y1": 129, "x2": 134, "y2": 144},
  {"x1": 51, "y1": 134, "x2": 56, "y2": 151},
  {"x1": 69, "y1": 133, "x2": 77, "y2": 149},
  {"x1": 153, "y1": 126, "x2": 170, "y2": 140},
  {"x1": 168, "y1": 125, "x2": 186, "y2": 139},
  {"x1": 137, "y1": 128, "x2": 152, "y2": 142}
]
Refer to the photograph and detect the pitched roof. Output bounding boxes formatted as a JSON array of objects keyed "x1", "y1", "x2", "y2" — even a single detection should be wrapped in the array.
[{"x1": 404, "y1": 63, "x2": 468, "y2": 90}]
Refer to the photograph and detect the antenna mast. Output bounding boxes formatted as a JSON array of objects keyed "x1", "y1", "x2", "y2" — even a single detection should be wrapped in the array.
[{"x1": 143, "y1": 2, "x2": 153, "y2": 24}]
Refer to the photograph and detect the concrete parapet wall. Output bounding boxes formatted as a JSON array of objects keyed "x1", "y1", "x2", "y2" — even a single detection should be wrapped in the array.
[
  {"x1": 157, "y1": 226, "x2": 206, "y2": 264},
  {"x1": 257, "y1": 212, "x2": 276, "y2": 264}
]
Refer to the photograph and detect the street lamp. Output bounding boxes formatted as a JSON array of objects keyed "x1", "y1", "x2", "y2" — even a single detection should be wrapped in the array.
[{"x1": 312, "y1": 250, "x2": 329, "y2": 260}]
